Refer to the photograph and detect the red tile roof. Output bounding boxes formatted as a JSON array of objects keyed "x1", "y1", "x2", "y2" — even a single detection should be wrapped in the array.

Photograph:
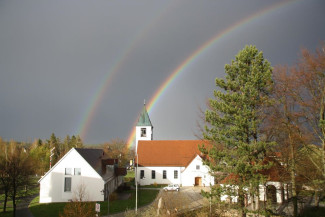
[
  {"x1": 137, "y1": 140, "x2": 210, "y2": 167},
  {"x1": 219, "y1": 156, "x2": 290, "y2": 185}
]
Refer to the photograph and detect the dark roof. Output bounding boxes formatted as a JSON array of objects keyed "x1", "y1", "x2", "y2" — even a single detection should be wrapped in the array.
[
  {"x1": 136, "y1": 104, "x2": 153, "y2": 127},
  {"x1": 75, "y1": 148, "x2": 104, "y2": 174},
  {"x1": 137, "y1": 140, "x2": 211, "y2": 167}
]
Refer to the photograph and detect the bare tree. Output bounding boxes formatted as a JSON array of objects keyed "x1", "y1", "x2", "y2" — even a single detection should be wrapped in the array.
[
  {"x1": 265, "y1": 43, "x2": 325, "y2": 214},
  {"x1": 265, "y1": 65, "x2": 310, "y2": 216},
  {"x1": 103, "y1": 138, "x2": 134, "y2": 167},
  {"x1": 72, "y1": 182, "x2": 88, "y2": 202},
  {"x1": 60, "y1": 183, "x2": 96, "y2": 217},
  {"x1": 291, "y1": 44, "x2": 325, "y2": 206}
]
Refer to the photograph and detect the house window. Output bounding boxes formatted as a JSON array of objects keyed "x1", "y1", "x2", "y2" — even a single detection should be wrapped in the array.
[
  {"x1": 152, "y1": 170, "x2": 156, "y2": 179},
  {"x1": 74, "y1": 168, "x2": 81, "y2": 175},
  {"x1": 196, "y1": 165, "x2": 200, "y2": 170},
  {"x1": 64, "y1": 177, "x2": 71, "y2": 192},
  {"x1": 65, "y1": 168, "x2": 72, "y2": 175},
  {"x1": 174, "y1": 170, "x2": 178, "y2": 179},
  {"x1": 140, "y1": 170, "x2": 145, "y2": 179},
  {"x1": 141, "y1": 128, "x2": 146, "y2": 137},
  {"x1": 163, "y1": 170, "x2": 167, "y2": 179}
]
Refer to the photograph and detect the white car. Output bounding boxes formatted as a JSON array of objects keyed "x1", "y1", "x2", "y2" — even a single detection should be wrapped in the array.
[{"x1": 163, "y1": 184, "x2": 180, "y2": 192}]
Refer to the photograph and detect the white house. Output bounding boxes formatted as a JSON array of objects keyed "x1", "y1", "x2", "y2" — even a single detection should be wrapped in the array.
[
  {"x1": 38, "y1": 148, "x2": 126, "y2": 203},
  {"x1": 219, "y1": 157, "x2": 291, "y2": 204},
  {"x1": 135, "y1": 104, "x2": 214, "y2": 187}
]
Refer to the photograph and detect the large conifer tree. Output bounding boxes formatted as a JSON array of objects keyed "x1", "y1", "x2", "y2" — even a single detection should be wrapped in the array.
[{"x1": 203, "y1": 45, "x2": 274, "y2": 216}]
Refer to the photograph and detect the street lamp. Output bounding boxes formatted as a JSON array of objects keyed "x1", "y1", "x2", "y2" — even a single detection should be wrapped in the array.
[
  {"x1": 135, "y1": 154, "x2": 138, "y2": 213},
  {"x1": 135, "y1": 154, "x2": 145, "y2": 213}
]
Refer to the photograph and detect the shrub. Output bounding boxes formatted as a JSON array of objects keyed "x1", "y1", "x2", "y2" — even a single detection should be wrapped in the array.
[{"x1": 59, "y1": 201, "x2": 96, "y2": 217}]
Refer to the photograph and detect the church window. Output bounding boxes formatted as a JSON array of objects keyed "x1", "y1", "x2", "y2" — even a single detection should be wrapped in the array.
[
  {"x1": 163, "y1": 170, "x2": 167, "y2": 179},
  {"x1": 174, "y1": 170, "x2": 178, "y2": 179},
  {"x1": 152, "y1": 170, "x2": 156, "y2": 179},
  {"x1": 196, "y1": 165, "x2": 200, "y2": 170},
  {"x1": 141, "y1": 128, "x2": 146, "y2": 137},
  {"x1": 140, "y1": 170, "x2": 145, "y2": 179}
]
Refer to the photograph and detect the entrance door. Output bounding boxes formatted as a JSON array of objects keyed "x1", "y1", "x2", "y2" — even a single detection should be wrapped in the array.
[
  {"x1": 195, "y1": 177, "x2": 202, "y2": 186},
  {"x1": 266, "y1": 185, "x2": 277, "y2": 203}
]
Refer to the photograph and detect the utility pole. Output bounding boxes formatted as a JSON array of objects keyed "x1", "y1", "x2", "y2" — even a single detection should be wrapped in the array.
[{"x1": 50, "y1": 147, "x2": 55, "y2": 169}]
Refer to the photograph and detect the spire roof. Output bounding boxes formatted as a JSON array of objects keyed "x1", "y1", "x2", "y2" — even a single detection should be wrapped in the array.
[{"x1": 136, "y1": 103, "x2": 153, "y2": 127}]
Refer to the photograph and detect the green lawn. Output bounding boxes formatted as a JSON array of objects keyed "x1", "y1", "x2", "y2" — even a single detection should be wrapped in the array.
[
  {"x1": 0, "y1": 177, "x2": 39, "y2": 217},
  {"x1": 139, "y1": 184, "x2": 168, "y2": 188},
  {"x1": 125, "y1": 170, "x2": 135, "y2": 178},
  {"x1": 29, "y1": 189, "x2": 159, "y2": 217},
  {"x1": 29, "y1": 197, "x2": 65, "y2": 217}
]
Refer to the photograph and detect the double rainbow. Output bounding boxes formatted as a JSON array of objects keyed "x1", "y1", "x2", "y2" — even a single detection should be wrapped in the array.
[
  {"x1": 77, "y1": 1, "x2": 177, "y2": 140},
  {"x1": 126, "y1": 0, "x2": 299, "y2": 148}
]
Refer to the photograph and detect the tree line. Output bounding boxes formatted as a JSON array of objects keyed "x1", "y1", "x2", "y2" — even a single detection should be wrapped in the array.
[
  {"x1": 201, "y1": 44, "x2": 324, "y2": 217},
  {"x1": 0, "y1": 133, "x2": 84, "y2": 216},
  {"x1": 0, "y1": 133, "x2": 134, "y2": 216}
]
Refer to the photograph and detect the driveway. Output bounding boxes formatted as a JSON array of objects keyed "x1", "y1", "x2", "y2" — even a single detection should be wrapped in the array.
[
  {"x1": 181, "y1": 186, "x2": 210, "y2": 210},
  {"x1": 16, "y1": 194, "x2": 38, "y2": 217},
  {"x1": 157, "y1": 186, "x2": 210, "y2": 212},
  {"x1": 108, "y1": 186, "x2": 210, "y2": 217}
]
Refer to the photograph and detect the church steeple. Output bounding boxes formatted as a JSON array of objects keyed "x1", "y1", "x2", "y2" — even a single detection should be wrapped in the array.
[
  {"x1": 136, "y1": 102, "x2": 153, "y2": 127},
  {"x1": 135, "y1": 102, "x2": 153, "y2": 153}
]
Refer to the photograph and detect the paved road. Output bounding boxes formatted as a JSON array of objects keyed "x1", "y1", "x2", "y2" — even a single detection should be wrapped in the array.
[{"x1": 15, "y1": 194, "x2": 38, "y2": 217}]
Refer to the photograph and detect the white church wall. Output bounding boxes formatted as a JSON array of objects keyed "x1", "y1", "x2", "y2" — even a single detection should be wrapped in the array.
[
  {"x1": 182, "y1": 155, "x2": 215, "y2": 187},
  {"x1": 136, "y1": 166, "x2": 182, "y2": 186}
]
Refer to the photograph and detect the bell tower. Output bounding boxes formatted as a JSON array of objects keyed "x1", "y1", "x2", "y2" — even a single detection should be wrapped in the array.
[{"x1": 135, "y1": 102, "x2": 153, "y2": 153}]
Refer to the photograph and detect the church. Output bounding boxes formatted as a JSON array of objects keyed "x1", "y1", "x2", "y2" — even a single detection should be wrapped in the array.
[{"x1": 135, "y1": 104, "x2": 215, "y2": 187}]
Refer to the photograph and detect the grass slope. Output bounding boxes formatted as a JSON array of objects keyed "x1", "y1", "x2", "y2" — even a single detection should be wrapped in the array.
[{"x1": 29, "y1": 189, "x2": 159, "y2": 217}]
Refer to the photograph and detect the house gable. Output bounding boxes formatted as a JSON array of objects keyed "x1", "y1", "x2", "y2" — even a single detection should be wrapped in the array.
[
  {"x1": 181, "y1": 154, "x2": 214, "y2": 186},
  {"x1": 38, "y1": 148, "x2": 105, "y2": 203},
  {"x1": 38, "y1": 148, "x2": 103, "y2": 184}
]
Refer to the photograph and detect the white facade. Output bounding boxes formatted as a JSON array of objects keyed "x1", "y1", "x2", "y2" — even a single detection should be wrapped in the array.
[
  {"x1": 39, "y1": 149, "x2": 104, "y2": 203},
  {"x1": 136, "y1": 155, "x2": 215, "y2": 187},
  {"x1": 181, "y1": 155, "x2": 214, "y2": 187}
]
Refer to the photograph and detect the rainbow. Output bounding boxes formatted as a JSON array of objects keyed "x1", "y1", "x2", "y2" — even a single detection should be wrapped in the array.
[
  {"x1": 126, "y1": 0, "x2": 300, "y2": 148},
  {"x1": 76, "y1": 2, "x2": 177, "y2": 141}
]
